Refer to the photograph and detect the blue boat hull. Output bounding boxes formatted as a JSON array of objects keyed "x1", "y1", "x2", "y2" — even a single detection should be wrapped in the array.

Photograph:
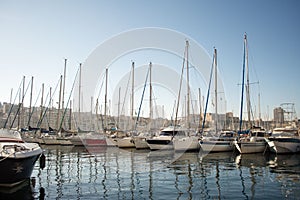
[{"x1": 0, "y1": 154, "x2": 41, "y2": 186}]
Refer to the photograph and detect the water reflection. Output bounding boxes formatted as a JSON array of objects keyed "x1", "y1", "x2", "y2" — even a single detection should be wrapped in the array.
[
  {"x1": 269, "y1": 154, "x2": 300, "y2": 199},
  {"x1": 198, "y1": 152, "x2": 237, "y2": 199},
  {"x1": 0, "y1": 179, "x2": 34, "y2": 200},
  {"x1": 234, "y1": 153, "x2": 270, "y2": 199},
  {"x1": 171, "y1": 152, "x2": 200, "y2": 199},
  {"x1": 2, "y1": 145, "x2": 300, "y2": 199}
]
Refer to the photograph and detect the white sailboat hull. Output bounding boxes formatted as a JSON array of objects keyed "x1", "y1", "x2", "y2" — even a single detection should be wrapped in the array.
[
  {"x1": 133, "y1": 137, "x2": 149, "y2": 149},
  {"x1": 106, "y1": 137, "x2": 118, "y2": 147},
  {"x1": 117, "y1": 137, "x2": 135, "y2": 148},
  {"x1": 238, "y1": 141, "x2": 266, "y2": 154},
  {"x1": 174, "y1": 136, "x2": 200, "y2": 151},
  {"x1": 147, "y1": 143, "x2": 173, "y2": 150},
  {"x1": 146, "y1": 136, "x2": 173, "y2": 150},
  {"x1": 200, "y1": 140, "x2": 234, "y2": 152}
]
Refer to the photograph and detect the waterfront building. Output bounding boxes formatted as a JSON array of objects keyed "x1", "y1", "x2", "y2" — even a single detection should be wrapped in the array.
[{"x1": 273, "y1": 107, "x2": 284, "y2": 126}]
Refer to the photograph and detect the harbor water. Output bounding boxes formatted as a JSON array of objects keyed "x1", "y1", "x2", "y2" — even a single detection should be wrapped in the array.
[{"x1": 1, "y1": 145, "x2": 300, "y2": 199}]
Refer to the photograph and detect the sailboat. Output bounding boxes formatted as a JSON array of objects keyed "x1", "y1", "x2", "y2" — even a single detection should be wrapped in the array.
[
  {"x1": 233, "y1": 34, "x2": 268, "y2": 154},
  {"x1": 133, "y1": 62, "x2": 154, "y2": 149},
  {"x1": 173, "y1": 40, "x2": 200, "y2": 151},
  {"x1": 116, "y1": 62, "x2": 136, "y2": 148},
  {"x1": 144, "y1": 41, "x2": 195, "y2": 151},
  {"x1": 72, "y1": 64, "x2": 108, "y2": 147},
  {"x1": 199, "y1": 48, "x2": 236, "y2": 152}
]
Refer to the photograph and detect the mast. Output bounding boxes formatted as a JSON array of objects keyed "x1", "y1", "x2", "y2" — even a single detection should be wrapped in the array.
[
  {"x1": 90, "y1": 96, "x2": 93, "y2": 130},
  {"x1": 239, "y1": 34, "x2": 247, "y2": 133},
  {"x1": 95, "y1": 98, "x2": 99, "y2": 131},
  {"x1": 21, "y1": 76, "x2": 25, "y2": 128},
  {"x1": 201, "y1": 49, "x2": 215, "y2": 133},
  {"x1": 58, "y1": 65, "x2": 80, "y2": 132},
  {"x1": 244, "y1": 34, "x2": 251, "y2": 128},
  {"x1": 78, "y1": 63, "x2": 82, "y2": 128},
  {"x1": 104, "y1": 67, "x2": 108, "y2": 129},
  {"x1": 39, "y1": 83, "x2": 44, "y2": 128},
  {"x1": 214, "y1": 48, "x2": 218, "y2": 134},
  {"x1": 118, "y1": 87, "x2": 121, "y2": 128},
  {"x1": 183, "y1": 96, "x2": 186, "y2": 120},
  {"x1": 186, "y1": 40, "x2": 190, "y2": 130},
  {"x1": 9, "y1": 88, "x2": 13, "y2": 105},
  {"x1": 49, "y1": 87, "x2": 52, "y2": 128},
  {"x1": 57, "y1": 75, "x2": 63, "y2": 130},
  {"x1": 9, "y1": 88, "x2": 13, "y2": 126},
  {"x1": 171, "y1": 100, "x2": 175, "y2": 124},
  {"x1": 69, "y1": 100, "x2": 72, "y2": 130},
  {"x1": 131, "y1": 62, "x2": 135, "y2": 130},
  {"x1": 18, "y1": 86, "x2": 21, "y2": 130},
  {"x1": 258, "y1": 93, "x2": 261, "y2": 127},
  {"x1": 10, "y1": 87, "x2": 22, "y2": 130},
  {"x1": 5, "y1": 79, "x2": 23, "y2": 129},
  {"x1": 62, "y1": 58, "x2": 67, "y2": 111},
  {"x1": 149, "y1": 62, "x2": 153, "y2": 130},
  {"x1": 135, "y1": 67, "x2": 150, "y2": 131},
  {"x1": 224, "y1": 100, "x2": 227, "y2": 129},
  {"x1": 198, "y1": 88, "x2": 202, "y2": 131},
  {"x1": 28, "y1": 76, "x2": 34, "y2": 128}
]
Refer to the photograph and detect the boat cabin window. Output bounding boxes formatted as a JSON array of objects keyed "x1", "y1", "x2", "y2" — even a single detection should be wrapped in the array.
[
  {"x1": 250, "y1": 131, "x2": 265, "y2": 137},
  {"x1": 159, "y1": 130, "x2": 185, "y2": 136},
  {"x1": 176, "y1": 131, "x2": 187, "y2": 136},
  {"x1": 159, "y1": 131, "x2": 173, "y2": 136},
  {"x1": 224, "y1": 132, "x2": 234, "y2": 137}
]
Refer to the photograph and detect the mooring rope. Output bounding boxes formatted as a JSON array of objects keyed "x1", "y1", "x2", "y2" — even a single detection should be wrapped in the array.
[{"x1": 0, "y1": 150, "x2": 16, "y2": 162}]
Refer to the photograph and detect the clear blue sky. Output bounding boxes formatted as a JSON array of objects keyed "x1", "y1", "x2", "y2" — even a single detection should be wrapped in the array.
[{"x1": 0, "y1": 0, "x2": 299, "y2": 120}]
